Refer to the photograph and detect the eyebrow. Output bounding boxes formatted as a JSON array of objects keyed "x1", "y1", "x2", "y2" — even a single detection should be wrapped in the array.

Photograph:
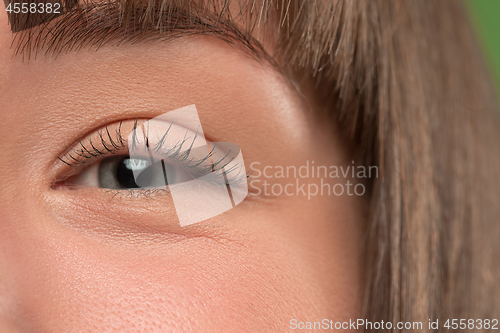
[{"x1": 11, "y1": 0, "x2": 280, "y2": 72}]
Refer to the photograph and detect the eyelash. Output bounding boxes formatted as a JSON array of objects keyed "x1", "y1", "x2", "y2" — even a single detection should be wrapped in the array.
[
  {"x1": 57, "y1": 119, "x2": 248, "y2": 192},
  {"x1": 58, "y1": 120, "x2": 127, "y2": 168}
]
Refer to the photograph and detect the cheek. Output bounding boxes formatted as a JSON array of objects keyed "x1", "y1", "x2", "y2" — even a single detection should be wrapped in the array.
[{"x1": 1, "y1": 211, "x2": 344, "y2": 332}]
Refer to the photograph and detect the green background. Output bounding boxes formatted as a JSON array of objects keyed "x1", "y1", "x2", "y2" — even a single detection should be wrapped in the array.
[{"x1": 466, "y1": 0, "x2": 500, "y2": 94}]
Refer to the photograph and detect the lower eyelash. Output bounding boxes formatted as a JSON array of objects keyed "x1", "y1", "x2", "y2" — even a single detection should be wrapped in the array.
[{"x1": 104, "y1": 187, "x2": 171, "y2": 199}]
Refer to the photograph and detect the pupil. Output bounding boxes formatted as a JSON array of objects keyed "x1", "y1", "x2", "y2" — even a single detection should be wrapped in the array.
[
  {"x1": 116, "y1": 157, "x2": 152, "y2": 189},
  {"x1": 98, "y1": 156, "x2": 167, "y2": 189}
]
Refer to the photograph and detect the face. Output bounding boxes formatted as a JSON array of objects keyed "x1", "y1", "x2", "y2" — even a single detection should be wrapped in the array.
[{"x1": 0, "y1": 2, "x2": 365, "y2": 332}]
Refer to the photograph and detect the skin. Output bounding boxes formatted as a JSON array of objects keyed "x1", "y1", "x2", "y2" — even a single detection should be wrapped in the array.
[{"x1": 0, "y1": 5, "x2": 365, "y2": 332}]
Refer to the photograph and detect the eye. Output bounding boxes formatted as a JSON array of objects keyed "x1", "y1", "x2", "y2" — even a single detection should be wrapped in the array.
[{"x1": 71, "y1": 155, "x2": 196, "y2": 190}]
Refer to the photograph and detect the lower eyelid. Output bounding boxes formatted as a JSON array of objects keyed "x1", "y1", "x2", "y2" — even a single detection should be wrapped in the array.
[
  {"x1": 45, "y1": 187, "x2": 186, "y2": 238},
  {"x1": 46, "y1": 179, "x2": 245, "y2": 243}
]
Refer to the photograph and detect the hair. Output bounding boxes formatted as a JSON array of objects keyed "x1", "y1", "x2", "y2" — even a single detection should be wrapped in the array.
[
  {"x1": 288, "y1": 1, "x2": 500, "y2": 327},
  {"x1": 13, "y1": 0, "x2": 500, "y2": 330},
  {"x1": 294, "y1": 1, "x2": 500, "y2": 327}
]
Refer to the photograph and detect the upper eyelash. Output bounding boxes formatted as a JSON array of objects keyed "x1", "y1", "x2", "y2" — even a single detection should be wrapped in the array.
[
  {"x1": 58, "y1": 119, "x2": 249, "y2": 184},
  {"x1": 58, "y1": 119, "x2": 128, "y2": 167}
]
